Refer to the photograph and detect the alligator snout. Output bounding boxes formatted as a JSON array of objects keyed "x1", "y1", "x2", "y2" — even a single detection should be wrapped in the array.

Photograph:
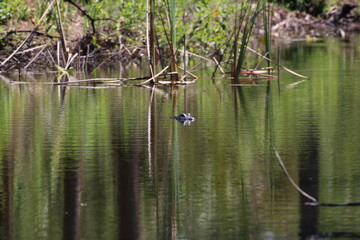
[{"x1": 171, "y1": 113, "x2": 195, "y2": 121}]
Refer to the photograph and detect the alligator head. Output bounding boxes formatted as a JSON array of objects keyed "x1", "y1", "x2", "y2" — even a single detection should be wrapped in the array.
[{"x1": 171, "y1": 113, "x2": 196, "y2": 126}]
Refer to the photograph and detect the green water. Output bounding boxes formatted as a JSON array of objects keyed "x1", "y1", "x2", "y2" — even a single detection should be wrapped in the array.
[{"x1": 0, "y1": 38, "x2": 360, "y2": 239}]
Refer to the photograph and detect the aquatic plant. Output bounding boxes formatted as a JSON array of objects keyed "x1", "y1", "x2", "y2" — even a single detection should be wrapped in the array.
[
  {"x1": 263, "y1": 0, "x2": 272, "y2": 68},
  {"x1": 0, "y1": 0, "x2": 311, "y2": 85},
  {"x1": 232, "y1": 0, "x2": 262, "y2": 81}
]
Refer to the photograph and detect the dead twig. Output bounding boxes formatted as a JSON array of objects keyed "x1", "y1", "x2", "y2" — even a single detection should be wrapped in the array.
[
  {"x1": 139, "y1": 66, "x2": 169, "y2": 85},
  {"x1": 18, "y1": 44, "x2": 48, "y2": 54},
  {"x1": 178, "y1": 66, "x2": 198, "y2": 79},
  {"x1": 213, "y1": 57, "x2": 225, "y2": 74},
  {"x1": 64, "y1": 53, "x2": 78, "y2": 70},
  {"x1": 24, "y1": 44, "x2": 49, "y2": 70}
]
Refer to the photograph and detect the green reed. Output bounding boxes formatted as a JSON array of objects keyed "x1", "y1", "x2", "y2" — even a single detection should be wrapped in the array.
[
  {"x1": 263, "y1": 0, "x2": 272, "y2": 68},
  {"x1": 232, "y1": 0, "x2": 262, "y2": 81}
]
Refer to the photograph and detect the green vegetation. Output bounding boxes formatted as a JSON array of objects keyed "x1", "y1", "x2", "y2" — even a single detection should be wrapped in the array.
[
  {"x1": 0, "y1": 0, "x2": 29, "y2": 25},
  {"x1": 0, "y1": 0, "x2": 358, "y2": 77}
]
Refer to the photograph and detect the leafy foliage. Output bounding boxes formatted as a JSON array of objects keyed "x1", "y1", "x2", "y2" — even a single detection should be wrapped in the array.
[{"x1": 0, "y1": 0, "x2": 29, "y2": 24}]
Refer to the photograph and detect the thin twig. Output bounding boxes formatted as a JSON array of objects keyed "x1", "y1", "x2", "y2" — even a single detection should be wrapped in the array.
[
  {"x1": 139, "y1": 66, "x2": 169, "y2": 85},
  {"x1": 24, "y1": 44, "x2": 48, "y2": 70},
  {"x1": 246, "y1": 46, "x2": 308, "y2": 79},
  {"x1": 213, "y1": 57, "x2": 225, "y2": 74},
  {"x1": 57, "y1": 41, "x2": 61, "y2": 66},
  {"x1": 18, "y1": 44, "x2": 48, "y2": 54},
  {"x1": 65, "y1": 53, "x2": 78, "y2": 69},
  {"x1": 273, "y1": 148, "x2": 318, "y2": 203},
  {"x1": 178, "y1": 66, "x2": 198, "y2": 79},
  {"x1": 252, "y1": 52, "x2": 269, "y2": 73}
]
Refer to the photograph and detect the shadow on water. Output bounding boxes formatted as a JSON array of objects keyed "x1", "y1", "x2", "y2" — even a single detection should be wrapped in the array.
[
  {"x1": 110, "y1": 101, "x2": 141, "y2": 239},
  {"x1": 62, "y1": 157, "x2": 81, "y2": 240},
  {"x1": 0, "y1": 143, "x2": 13, "y2": 240},
  {"x1": 298, "y1": 117, "x2": 319, "y2": 239}
]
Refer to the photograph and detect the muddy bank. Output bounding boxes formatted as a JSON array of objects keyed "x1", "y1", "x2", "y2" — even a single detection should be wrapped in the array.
[
  {"x1": 267, "y1": 4, "x2": 360, "y2": 40},
  {"x1": 1, "y1": 4, "x2": 359, "y2": 72}
]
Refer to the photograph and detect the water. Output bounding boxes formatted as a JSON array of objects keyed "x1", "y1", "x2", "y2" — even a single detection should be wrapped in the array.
[{"x1": 0, "y1": 38, "x2": 360, "y2": 239}]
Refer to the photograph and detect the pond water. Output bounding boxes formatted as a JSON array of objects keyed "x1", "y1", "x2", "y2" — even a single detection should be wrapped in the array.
[{"x1": 0, "y1": 38, "x2": 360, "y2": 240}]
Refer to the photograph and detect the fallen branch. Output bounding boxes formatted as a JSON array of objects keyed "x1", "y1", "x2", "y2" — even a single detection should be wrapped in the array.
[
  {"x1": 178, "y1": 66, "x2": 198, "y2": 79},
  {"x1": 246, "y1": 46, "x2": 308, "y2": 79},
  {"x1": 158, "y1": 80, "x2": 196, "y2": 85},
  {"x1": 18, "y1": 44, "x2": 49, "y2": 54},
  {"x1": 24, "y1": 44, "x2": 49, "y2": 70},
  {"x1": 213, "y1": 57, "x2": 225, "y2": 74},
  {"x1": 53, "y1": 77, "x2": 122, "y2": 85},
  {"x1": 52, "y1": 76, "x2": 151, "y2": 85},
  {"x1": 139, "y1": 66, "x2": 169, "y2": 85}
]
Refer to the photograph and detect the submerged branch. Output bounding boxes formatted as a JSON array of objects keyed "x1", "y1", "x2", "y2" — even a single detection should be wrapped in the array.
[
  {"x1": 286, "y1": 79, "x2": 306, "y2": 89},
  {"x1": 273, "y1": 148, "x2": 318, "y2": 203},
  {"x1": 274, "y1": 148, "x2": 360, "y2": 207},
  {"x1": 305, "y1": 202, "x2": 360, "y2": 206}
]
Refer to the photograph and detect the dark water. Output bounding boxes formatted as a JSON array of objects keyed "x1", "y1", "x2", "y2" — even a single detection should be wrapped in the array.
[{"x1": 0, "y1": 38, "x2": 360, "y2": 239}]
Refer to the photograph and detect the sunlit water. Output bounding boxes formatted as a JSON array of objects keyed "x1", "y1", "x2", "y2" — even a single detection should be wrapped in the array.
[{"x1": 0, "y1": 38, "x2": 360, "y2": 239}]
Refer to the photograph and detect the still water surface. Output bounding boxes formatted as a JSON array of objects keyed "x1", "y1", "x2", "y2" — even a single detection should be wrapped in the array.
[{"x1": 0, "y1": 38, "x2": 360, "y2": 239}]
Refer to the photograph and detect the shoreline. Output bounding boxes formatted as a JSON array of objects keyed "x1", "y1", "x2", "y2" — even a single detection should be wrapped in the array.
[{"x1": 1, "y1": 4, "x2": 359, "y2": 72}]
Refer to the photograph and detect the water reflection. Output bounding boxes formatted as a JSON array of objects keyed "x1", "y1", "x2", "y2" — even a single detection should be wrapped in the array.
[
  {"x1": 0, "y1": 38, "x2": 360, "y2": 239},
  {"x1": 63, "y1": 156, "x2": 81, "y2": 240}
]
